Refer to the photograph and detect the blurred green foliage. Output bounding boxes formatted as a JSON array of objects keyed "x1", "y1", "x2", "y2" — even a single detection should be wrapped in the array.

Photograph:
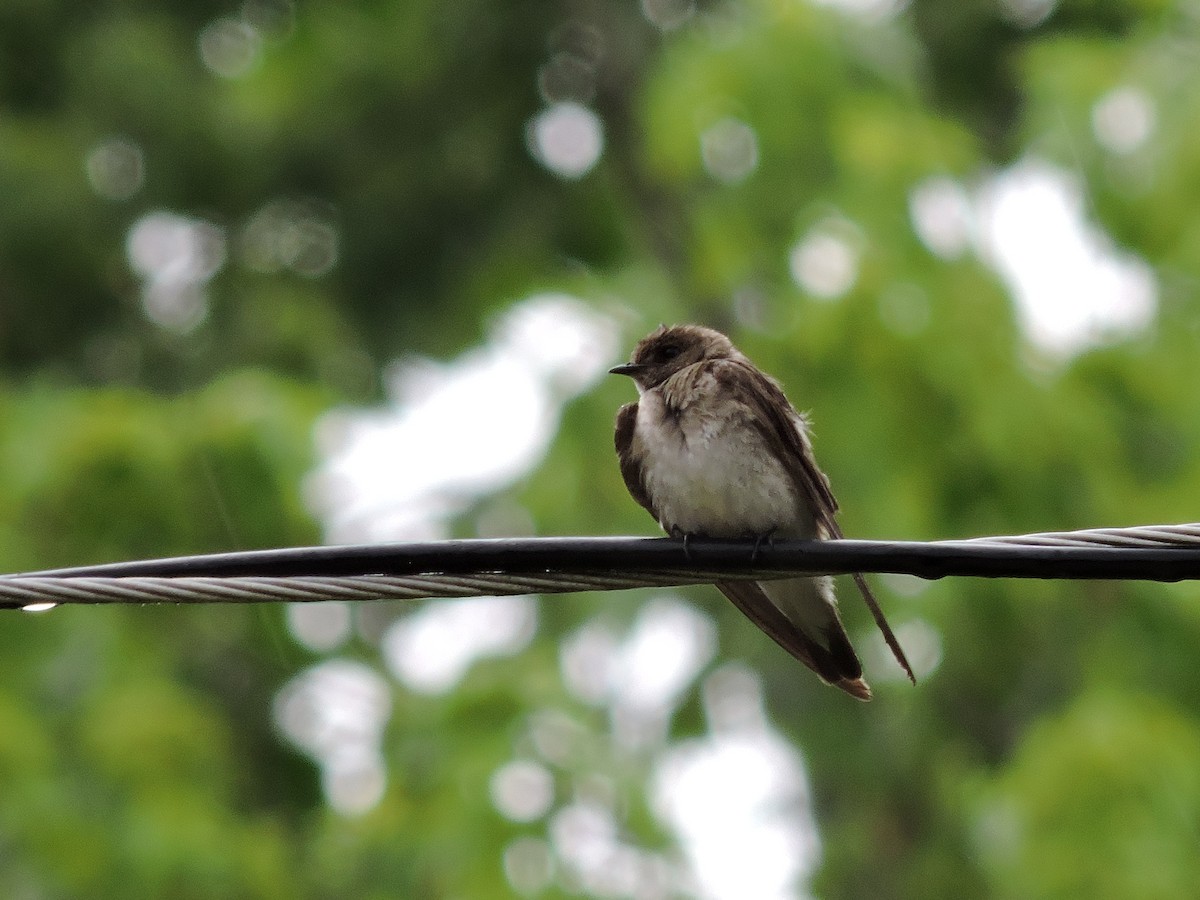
[{"x1": 1, "y1": 0, "x2": 1200, "y2": 897}]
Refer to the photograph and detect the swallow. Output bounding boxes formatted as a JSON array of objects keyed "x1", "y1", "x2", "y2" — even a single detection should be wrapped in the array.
[{"x1": 611, "y1": 324, "x2": 914, "y2": 699}]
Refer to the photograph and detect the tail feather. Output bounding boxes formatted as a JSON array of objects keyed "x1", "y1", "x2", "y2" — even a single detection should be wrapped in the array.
[
  {"x1": 851, "y1": 572, "x2": 916, "y2": 685},
  {"x1": 838, "y1": 677, "x2": 872, "y2": 701}
]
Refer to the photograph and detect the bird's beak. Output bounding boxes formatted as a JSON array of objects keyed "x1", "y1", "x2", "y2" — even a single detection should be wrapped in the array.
[{"x1": 608, "y1": 363, "x2": 645, "y2": 377}]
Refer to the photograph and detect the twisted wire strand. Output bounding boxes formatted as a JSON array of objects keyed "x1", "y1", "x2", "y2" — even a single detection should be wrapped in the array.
[
  {"x1": 0, "y1": 571, "x2": 726, "y2": 608},
  {"x1": 2, "y1": 523, "x2": 1199, "y2": 609},
  {"x1": 953, "y1": 523, "x2": 1200, "y2": 548}
]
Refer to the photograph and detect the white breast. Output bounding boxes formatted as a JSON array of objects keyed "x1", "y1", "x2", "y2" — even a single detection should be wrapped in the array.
[{"x1": 634, "y1": 386, "x2": 815, "y2": 539}]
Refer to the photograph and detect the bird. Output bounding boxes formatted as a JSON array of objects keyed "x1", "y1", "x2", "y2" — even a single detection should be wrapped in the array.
[{"x1": 610, "y1": 324, "x2": 914, "y2": 700}]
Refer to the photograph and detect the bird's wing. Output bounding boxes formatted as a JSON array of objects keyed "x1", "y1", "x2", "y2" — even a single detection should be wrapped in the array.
[
  {"x1": 712, "y1": 359, "x2": 916, "y2": 684},
  {"x1": 614, "y1": 401, "x2": 657, "y2": 519},
  {"x1": 716, "y1": 579, "x2": 871, "y2": 701},
  {"x1": 710, "y1": 359, "x2": 841, "y2": 537}
]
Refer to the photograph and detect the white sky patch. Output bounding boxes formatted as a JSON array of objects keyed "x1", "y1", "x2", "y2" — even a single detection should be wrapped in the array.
[
  {"x1": 559, "y1": 620, "x2": 622, "y2": 707},
  {"x1": 198, "y1": 17, "x2": 262, "y2": 79},
  {"x1": 549, "y1": 800, "x2": 678, "y2": 897},
  {"x1": 549, "y1": 800, "x2": 619, "y2": 879},
  {"x1": 126, "y1": 211, "x2": 225, "y2": 333},
  {"x1": 908, "y1": 176, "x2": 973, "y2": 260},
  {"x1": 789, "y1": 217, "x2": 861, "y2": 300},
  {"x1": 306, "y1": 294, "x2": 619, "y2": 542},
  {"x1": 557, "y1": 620, "x2": 820, "y2": 898},
  {"x1": 652, "y1": 664, "x2": 820, "y2": 900},
  {"x1": 861, "y1": 616, "x2": 942, "y2": 684},
  {"x1": 382, "y1": 595, "x2": 538, "y2": 694},
  {"x1": 491, "y1": 758, "x2": 556, "y2": 823},
  {"x1": 286, "y1": 601, "x2": 352, "y2": 653},
  {"x1": 273, "y1": 659, "x2": 391, "y2": 815},
  {"x1": 559, "y1": 598, "x2": 716, "y2": 748},
  {"x1": 807, "y1": 0, "x2": 907, "y2": 23},
  {"x1": 975, "y1": 159, "x2": 1157, "y2": 356},
  {"x1": 608, "y1": 598, "x2": 717, "y2": 749},
  {"x1": 1092, "y1": 86, "x2": 1156, "y2": 155},
  {"x1": 559, "y1": 602, "x2": 715, "y2": 744},
  {"x1": 527, "y1": 103, "x2": 604, "y2": 179}
]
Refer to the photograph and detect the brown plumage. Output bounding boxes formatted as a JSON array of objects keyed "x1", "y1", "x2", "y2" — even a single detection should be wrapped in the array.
[{"x1": 611, "y1": 324, "x2": 914, "y2": 700}]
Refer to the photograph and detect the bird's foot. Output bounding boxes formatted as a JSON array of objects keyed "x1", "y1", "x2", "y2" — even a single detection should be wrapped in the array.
[
  {"x1": 746, "y1": 527, "x2": 778, "y2": 564},
  {"x1": 669, "y1": 525, "x2": 700, "y2": 562}
]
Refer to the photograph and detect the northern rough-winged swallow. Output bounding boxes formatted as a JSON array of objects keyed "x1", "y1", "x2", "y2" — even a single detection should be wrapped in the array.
[{"x1": 611, "y1": 324, "x2": 914, "y2": 700}]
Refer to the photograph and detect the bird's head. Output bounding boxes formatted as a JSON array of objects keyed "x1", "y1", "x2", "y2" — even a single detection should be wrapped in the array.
[{"x1": 609, "y1": 324, "x2": 739, "y2": 391}]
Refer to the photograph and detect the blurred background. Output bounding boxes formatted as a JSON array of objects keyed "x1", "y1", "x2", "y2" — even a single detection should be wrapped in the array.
[{"x1": 2, "y1": 0, "x2": 1200, "y2": 896}]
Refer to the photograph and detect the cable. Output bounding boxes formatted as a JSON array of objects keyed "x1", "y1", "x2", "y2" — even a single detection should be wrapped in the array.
[{"x1": 0, "y1": 523, "x2": 1197, "y2": 610}]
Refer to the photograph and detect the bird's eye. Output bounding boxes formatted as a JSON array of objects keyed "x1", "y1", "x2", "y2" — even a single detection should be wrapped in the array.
[{"x1": 657, "y1": 344, "x2": 681, "y2": 361}]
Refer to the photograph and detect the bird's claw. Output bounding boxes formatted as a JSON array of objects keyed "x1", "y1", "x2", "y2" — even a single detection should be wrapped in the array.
[
  {"x1": 670, "y1": 525, "x2": 697, "y2": 562},
  {"x1": 748, "y1": 527, "x2": 778, "y2": 564}
]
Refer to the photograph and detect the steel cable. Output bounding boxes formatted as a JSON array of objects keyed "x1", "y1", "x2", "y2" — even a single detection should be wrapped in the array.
[{"x1": 2, "y1": 523, "x2": 1199, "y2": 609}]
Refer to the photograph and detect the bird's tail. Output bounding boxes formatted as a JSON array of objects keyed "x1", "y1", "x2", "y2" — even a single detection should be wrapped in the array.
[{"x1": 716, "y1": 576, "x2": 872, "y2": 701}]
